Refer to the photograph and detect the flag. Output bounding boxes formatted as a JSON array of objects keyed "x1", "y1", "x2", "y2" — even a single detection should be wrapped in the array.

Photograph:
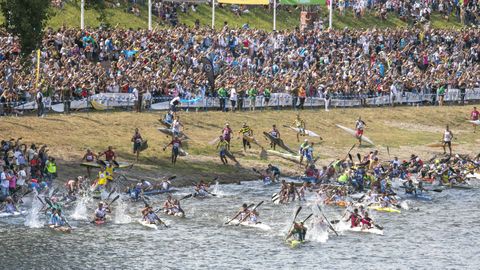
[{"x1": 201, "y1": 57, "x2": 215, "y2": 92}]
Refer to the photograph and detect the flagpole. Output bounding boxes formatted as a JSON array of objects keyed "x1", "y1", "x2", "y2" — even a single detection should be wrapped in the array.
[
  {"x1": 148, "y1": 0, "x2": 152, "y2": 30},
  {"x1": 212, "y1": 0, "x2": 215, "y2": 29},
  {"x1": 81, "y1": 0, "x2": 85, "y2": 30},
  {"x1": 328, "y1": 0, "x2": 333, "y2": 29},
  {"x1": 273, "y1": 0, "x2": 277, "y2": 31}
]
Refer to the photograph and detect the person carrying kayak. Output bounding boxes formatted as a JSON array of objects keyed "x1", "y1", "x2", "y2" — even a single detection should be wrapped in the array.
[
  {"x1": 266, "y1": 164, "x2": 280, "y2": 183},
  {"x1": 286, "y1": 221, "x2": 307, "y2": 241},
  {"x1": 442, "y1": 125, "x2": 454, "y2": 155},
  {"x1": 238, "y1": 123, "x2": 253, "y2": 152},
  {"x1": 292, "y1": 114, "x2": 306, "y2": 142},
  {"x1": 171, "y1": 116, "x2": 184, "y2": 138},
  {"x1": 299, "y1": 139, "x2": 309, "y2": 164},
  {"x1": 93, "y1": 202, "x2": 111, "y2": 222},
  {"x1": 355, "y1": 117, "x2": 366, "y2": 146},
  {"x1": 163, "y1": 136, "x2": 182, "y2": 166},
  {"x1": 131, "y1": 128, "x2": 143, "y2": 162},
  {"x1": 222, "y1": 123, "x2": 232, "y2": 150},
  {"x1": 162, "y1": 110, "x2": 175, "y2": 127},
  {"x1": 163, "y1": 195, "x2": 184, "y2": 216},
  {"x1": 346, "y1": 208, "x2": 361, "y2": 228},
  {"x1": 470, "y1": 106, "x2": 479, "y2": 133},
  {"x1": 268, "y1": 124, "x2": 281, "y2": 150},
  {"x1": 98, "y1": 146, "x2": 117, "y2": 164},
  {"x1": 82, "y1": 148, "x2": 98, "y2": 177},
  {"x1": 216, "y1": 136, "x2": 230, "y2": 165}
]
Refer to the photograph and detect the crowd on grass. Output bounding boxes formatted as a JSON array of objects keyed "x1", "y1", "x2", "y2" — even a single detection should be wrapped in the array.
[
  {"x1": 0, "y1": 138, "x2": 57, "y2": 199},
  {"x1": 0, "y1": 22, "x2": 479, "y2": 115}
]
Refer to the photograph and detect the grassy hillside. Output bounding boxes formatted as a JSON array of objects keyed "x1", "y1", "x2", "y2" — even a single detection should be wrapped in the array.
[
  {"x1": 0, "y1": 2, "x2": 465, "y2": 30},
  {"x1": 1, "y1": 106, "x2": 479, "y2": 187}
]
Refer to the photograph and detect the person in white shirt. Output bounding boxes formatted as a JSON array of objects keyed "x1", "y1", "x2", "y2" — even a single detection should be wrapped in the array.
[
  {"x1": 16, "y1": 165, "x2": 27, "y2": 189},
  {"x1": 229, "y1": 87, "x2": 237, "y2": 112},
  {"x1": 1, "y1": 166, "x2": 9, "y2": 196}
]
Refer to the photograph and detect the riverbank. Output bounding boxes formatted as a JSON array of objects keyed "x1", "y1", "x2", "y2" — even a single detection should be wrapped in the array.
[{"x1": 1, "y1": 106, "x2": 478, "y2": 187}]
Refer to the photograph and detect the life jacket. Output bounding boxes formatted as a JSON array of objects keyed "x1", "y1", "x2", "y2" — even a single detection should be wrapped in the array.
[{"x1": 46, "y1": 161, "x2": 57, "y2": 174}]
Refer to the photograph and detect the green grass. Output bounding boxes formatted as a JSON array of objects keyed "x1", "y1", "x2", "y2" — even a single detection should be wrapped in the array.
[{"x1": 0, "y1": 2, "x2": 469, "y2": 30}]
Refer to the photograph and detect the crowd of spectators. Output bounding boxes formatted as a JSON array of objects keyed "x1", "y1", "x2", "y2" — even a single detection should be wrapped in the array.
[{"x1": 0, "y1": 7, "x2": 479, "y2": 115}]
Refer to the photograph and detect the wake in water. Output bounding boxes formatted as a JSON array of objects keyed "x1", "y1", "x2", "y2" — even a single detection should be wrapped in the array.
[
  {"x1": 307, "y1": 217, "x2": 329, "y2": 243},
  {"x1": 24, "y1": 191, "x2": 44, "y2": 228},
  {"x1": 70, "y1": 195, "x2": 91, "y2": 221}
]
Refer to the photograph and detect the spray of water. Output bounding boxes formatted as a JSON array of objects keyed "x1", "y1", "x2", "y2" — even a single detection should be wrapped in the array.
[
  {"x1": 114, "y1": 199, "x2": 132, "y2": 224},
  {"x1": 24, "y1": 191, "x2": 44, "y2": 228},
  {"x1": 71, "y1": 195, "x2": 90, "y2": 221},
  {"x1": 307, "y1": 217, "x2": 329, "y2": 243}
]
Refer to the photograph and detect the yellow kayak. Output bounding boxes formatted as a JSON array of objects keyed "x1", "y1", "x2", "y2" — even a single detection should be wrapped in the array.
[
  {"x1": 369, "y1": 205, "x2": 401, "y2": 213},
  {"x1": 286, "y1": 239, "x2": 305, "y2": 248}
]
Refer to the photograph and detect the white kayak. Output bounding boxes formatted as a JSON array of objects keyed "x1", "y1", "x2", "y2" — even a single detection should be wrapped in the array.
[
  {"x1": 285, "y1": 126, "x2": 321, "y2": 138},
  {"x1": 138, "y1": 219, "x2": 158, "y2": 230},
  {"x1": 468, "y1": 120, "x2": 480, "y2": 126},
  {"x1": 335, "y1": 124, "x2": 374, "y2": 145},
  {"x1": 229, "y1": 219, "x2": 272, "y2": 231},
  {"x1": 334, "y1": 222, "x2": 383, "y2": 235},
  {"x1": 0, "y1": 210, "x2": 27, "y2": 218}
]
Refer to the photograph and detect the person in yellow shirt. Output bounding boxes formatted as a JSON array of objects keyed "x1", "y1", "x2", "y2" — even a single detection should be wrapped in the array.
[
  {"x1": 216, "y1": 136, "x2": 230, "y2": 165},
  {"x1": 293, "y1": 114, "x2": 306, "y2": 142}
]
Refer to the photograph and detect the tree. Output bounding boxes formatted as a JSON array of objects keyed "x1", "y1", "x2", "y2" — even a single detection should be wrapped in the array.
[{"x1": 0, "y1": 0, "x2": 51, "y2": 59}]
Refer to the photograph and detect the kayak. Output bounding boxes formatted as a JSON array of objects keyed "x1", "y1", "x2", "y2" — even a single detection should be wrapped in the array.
[
  {"x1": 263, "y1": 132, "x2": 296, "y2": 154},
  {"x1": 142, "y1": 188, "x2": 178, "y2": 196},
  {"x1": 94, "y1": 219, "x2": 106, "y2": 225},
  {"x1": 343, "y1": 226, "x2": 384, "y2": 235},
  {"x1": 325, "y1": 200, "x2": 348, "y2": 207},
  {"x1": 368, "y1": 205, "x2": 401, "y2": 214},
  {"x1": 138, "y1": 219, "x2": 158, "y2": 230},
  {"x1": 335, "y1": 124, "x2": 374, "y2": 145},
  {"x1": 48, "y1": 225, "x2": 72, "y2": 233},
  {"x1": 401, "y1": 193, "x2": 432, "y2": 201},
  {"x1": 229, "y1": 219, "x2": 272, "y2": 231},
  {"x1": 267, "y1": 150, "x2": 301, "y2": 164},
  {"x1": 0, "y1": 210, "x2": 27, "y2": 218},
  {"x1": 449, "y1": 185, "x2": 473, "y2": 190},
  {"x1": 284, "y1": 126, "x2": 321, "y2": 138},
  {"x1": 286, "y1": 239, "x2": 305, "y2": 248}
]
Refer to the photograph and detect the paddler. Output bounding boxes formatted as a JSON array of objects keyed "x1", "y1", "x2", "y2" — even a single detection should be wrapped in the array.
[
  {"x1": 2, "y1": 196, "x2": 17, "y2": 213},
  {"x1": 216, "y1": 136, "x2": 230, "y2": 165},
  {"x1": 268, "y1": 124, "x2": 281, "y2": 150},
  {"x1": 403, "y1": 179, "x2": 416, "y2": 195},
  {"x1": 49, "y1": 208, "x2": 65, "y2": 227},
  {"x1": 292, "y1": 114, "x2": 306, "y2": 142},
  {"x1": 286, "y1": 221, "x2": 307, "y2": 241},
  {"x1": 65, "y1": 176, "x2": 81, "y2": 196},
  {"x1": 140, "y1": 179, "x2": 153, "y2": 191},
  {"x1": 82, "y1": 148, "x2": 98, "y2": 177},
  {"x1": 93, "y1": 202, "x2": 111, "y2": 222},
  {"x1": 442, "y1": 125, "x2": 454, "y2": 155},
  {"x1": 360, "y1": 211, "x2": 374, "y2": 229},
  {"x1": 237, "y1": 203, "x2": 260, "y2": 224},
  {"x1": 470, "y1": 106, "x2": 479, "y2": 133},
  {"x1": 142, "y1": 206, "x2": 158, "y2": 224},
  {"x1": 238, "y1": 122, "x2": 253, "y2": 152},
  {"x1": 266, "y1": 164, "x2": 280, "y2": 183},
  {"x1": 355, "y1": 117, "x2": 366, "y2": 146},
  {"x1": 346, "y1": 208, "x2": 361, "y2": 228},
  {"x1": 131, "y1": 128, "x2": 143, "y2": 162},
  {"x1": 222, "y1": 123, "x2": 232, "y2": 150},
  {"x1": 163, "y1": 195, "x2": 184, "y2": 216},
  {"x1": 193, "y1": 180, "x2": 209, "y2": 197},
  {"x1": 283, "y1": 182, "x2": 300, "y2": 203},
  {"x1": 163, "y1": 136, "x2": 182, "y2": 166}
]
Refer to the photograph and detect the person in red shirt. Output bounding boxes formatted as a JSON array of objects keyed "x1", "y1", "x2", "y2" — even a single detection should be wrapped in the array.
[
  {"x1": 470, "y1": 106, "x2": 479, "y2": 133},
  {"x1": 99, "y1": 146, "x2": 117, "y2": 166}
]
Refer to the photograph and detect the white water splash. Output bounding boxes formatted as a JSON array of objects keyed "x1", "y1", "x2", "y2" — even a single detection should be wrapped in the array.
[
  {"x1": 114, "y1": 199, "x2": 132, "y2": 224},
  {"x1": 212, "y1": 181, "x2": 225, "y2": 197},
  {"x1": 400, "y1": 201, "x2": 410, "y2": 210},
  {"x1": 24, "y1": 191, "x2": 44, "y2": 228},
  {"x1": 70, "y1": 196, "x2": 90, "y2": 221},
  {"x1": 307, "y1": 217, "x2": 329, "y2": 243}
]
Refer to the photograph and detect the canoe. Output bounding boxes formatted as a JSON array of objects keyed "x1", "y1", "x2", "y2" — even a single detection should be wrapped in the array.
[
  {"x1": 343, "y1": 226, "x2": 384, "y2": 235},
  {"x1": 284, "y1": 126, "x2": 321, "y2": 138},
  {"x1": 229, "y1": 219, "x2": 272, "y2": 231},
  {"x1": 138, "y1": 219, "x2": 158, "y2": 230},
  {"x1": 0, "y1": 210, "x2": 27, "y2": 218},
  {"x1": 335, "y1": 124, "x2": 374, "y2": 145},
  {"x1": 263, "y1": 132, "x2": 296, "y2": 154},
  {"x1": 286, "y1": 239, "x2": 305, "y2": 248},
  {"x1": 48, "y1": 225, "x2": 72, "y2": 233},
  {"x1": 157, "y1": 128, "x2": 189, "y2": 140},
  {"x1": 142, "y1": 188, "x2": 178, "y2": 196},
  {"x1": 325, "y1": 200, "x2": 348, "y2": 207},
  {"x1": 368, "y1": 205, "x2": 401, "y2": 213},
  {"x1": 94, "y1": 219, "x2": 106, "y2": 225},
  {"x1": 166, "y1": 212, "x2": 185, "y2": 218}
]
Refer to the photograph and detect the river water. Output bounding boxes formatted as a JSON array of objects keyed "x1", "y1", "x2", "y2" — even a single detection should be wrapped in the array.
[{"x1": 0, "y1": 180, "x2": 479, "y2": 270}]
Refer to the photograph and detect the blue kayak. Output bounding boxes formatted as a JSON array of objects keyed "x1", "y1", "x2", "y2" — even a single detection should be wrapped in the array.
[{"x1": 401, "y1": 192, "x2": 432, "y2": 201}]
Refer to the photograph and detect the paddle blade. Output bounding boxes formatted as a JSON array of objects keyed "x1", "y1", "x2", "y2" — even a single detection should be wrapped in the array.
[
  {"x1": 302, "y1": 213, "x2": 313, "y2": 223},
  {"x1": 181, "y1": 194, "x2": 193, "y2": 200},
  {"x1": 168, "y1": 175, "x2": 177, "y2": 180},
  {"x1": 356, "y1": 153, "x2": 362, "y2": 162},
  {"x1": 109, "y1": 195, "x2": 120, "y2": 205},
  {"x1": 348, "y1": 154, "x2": 353, "y2": 162},
  {"x1": 293, "y1": 206, "x2": 302, "y2": 222}
]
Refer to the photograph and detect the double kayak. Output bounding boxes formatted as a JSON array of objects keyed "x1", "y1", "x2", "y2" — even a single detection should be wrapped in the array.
[
  {"x1": 368, "y1": 205, "x2": 401, "y2": 214},
  {"x1": 342, "y1": 226, "x2": 384, "y2": 235},
  {"x1": 138, "y1": 219, "x2": 158, "y2": 230},
  {"x1": 0, "y1": 210, "x2": 27, "y2": 218},
  {"x1": 228, "y1": 219, "x2": 272, "y2": 231}
]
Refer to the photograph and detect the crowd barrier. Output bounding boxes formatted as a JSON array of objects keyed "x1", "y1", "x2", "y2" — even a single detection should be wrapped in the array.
[{"x1": 1, "y1": 88, "x2": 480, "y2": 115}]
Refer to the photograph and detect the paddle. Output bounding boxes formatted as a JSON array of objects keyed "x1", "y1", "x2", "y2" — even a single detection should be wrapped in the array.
[
  {"x1": 107, "y1": 189, "x2": 115, "y2": 200},
  {"x1": 344, "y1": 144, "x2": 356, "y2": 160},
  {"x1": 37, "y1": 196, "x2": 45, "y2": 206},
  {"x1": 317, "y1": 205, "x2": 338, "y2": 236},
  {"x1": 225, "y1": 203, "x2": 255, "y2": 225},
  {"x1": 180, "y1": 194, "x2": 193, "y2": 201},
  {"x1": 386, "y1": 146, "x2": 391, "y2": 158},
  {"x1": 192, "y1": 181, "x2": 217, "y2": 197},
  {"x1": 153, "y1": 212, "x2": 168, "y2": 228},
  {"x1": 236, "y1": 201, "x2": 264, "y2": 226},
  {"x1": 356, "y1": 153, "x2": 362, "y2": 163},
  {"x1": 107, "y1": 195, "x2": 120, "y2": 206},
  {"x1": 60, "y1": 215, "x2": 73, "y2": 229},
  {"x1": 286, "y1": 206, "x2": 302, "y2": 239},
  {"x1": 302, "y1": 213, "x2": 313, "y2": 223}
]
